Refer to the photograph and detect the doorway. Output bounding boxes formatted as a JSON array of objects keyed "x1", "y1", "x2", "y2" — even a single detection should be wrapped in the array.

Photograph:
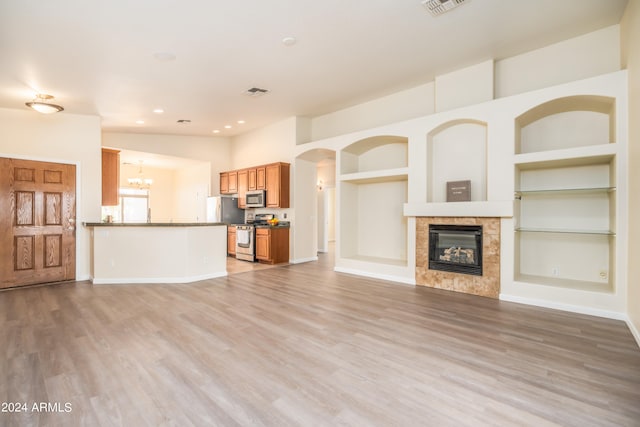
[
  {"x1": 294, "y1": 149, "x2": 336, "y2": 262},
  {"x1": 0, "y1": 157, "x2": 76, "y2": 289}
]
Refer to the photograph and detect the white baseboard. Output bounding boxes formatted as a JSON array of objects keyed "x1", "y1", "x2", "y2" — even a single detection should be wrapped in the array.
[
  {"x1": 334, "y1": 266, "x2": 416, "y2": 286},
  {"x1": 289, "y1": 256, "x2": 318, "y2": 264},
  {"x1": 499, "y1": 294, "x2": 627, "y2": 321},
  {"x1": 92, "y1": 271, "x2": 227, "y2": 285},
  {"x1": 626, "y1": 316, "x2": 640, "y2": 348}
]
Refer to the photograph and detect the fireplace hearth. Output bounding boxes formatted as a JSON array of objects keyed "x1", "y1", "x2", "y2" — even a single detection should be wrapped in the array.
[{"x1": 429, "y1": 224, "x2": 482, "y2": 276}]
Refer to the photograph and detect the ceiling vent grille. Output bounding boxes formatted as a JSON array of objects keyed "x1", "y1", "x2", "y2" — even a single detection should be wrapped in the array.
[
  {"x1": 244, "y1": 87, "x2": 269, "y2": 97},
  {"x1": 422, "y1": 0, "x2": 469, "y2": 17}
]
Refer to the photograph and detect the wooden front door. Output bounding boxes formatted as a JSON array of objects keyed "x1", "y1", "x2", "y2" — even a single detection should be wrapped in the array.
[{"x1": 0, "y1": 157, "x2": 76, "y2": 289}]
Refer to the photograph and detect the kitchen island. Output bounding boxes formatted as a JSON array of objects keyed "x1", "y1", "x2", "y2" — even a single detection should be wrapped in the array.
[{"x1": 84, "y1": 222, "x2": 228, "y2": 284}]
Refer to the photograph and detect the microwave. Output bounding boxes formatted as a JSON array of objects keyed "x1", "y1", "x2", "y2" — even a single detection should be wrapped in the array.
[{"x1": 245, "y1": 190, "x2": 266, "y2": 208}]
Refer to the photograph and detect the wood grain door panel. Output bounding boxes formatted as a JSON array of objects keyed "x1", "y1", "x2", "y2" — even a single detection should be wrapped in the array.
[{"x1": 0, "y1": 157, "x2": 76, "y2": 289}]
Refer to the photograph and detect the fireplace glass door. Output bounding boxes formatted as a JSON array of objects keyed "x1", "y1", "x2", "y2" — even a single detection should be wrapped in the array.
[{"x1": 429, "y1": 225, "x2": 482, "y2": 276}]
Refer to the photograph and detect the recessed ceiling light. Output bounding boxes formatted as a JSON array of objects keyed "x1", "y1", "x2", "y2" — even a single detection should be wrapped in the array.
[
  {"x1": 135, "y1": 120, "x2": 145, "y2": 125},
  {"x1": 153, "y1": 108, "x2": 164, "y2": 114},
  {"x1": 212, "y1": 130, "x2": 220, "y2": 134},
  {"x1": 237, "y1": 120, "x2": 245, "y2": 124},
  {"x1": 153, "y1": 52, "x2": 176, "y2": 62},
  {"x1": 282, "y1": 36, "x2": 297, "y2": 46},
  {"x1": 224, "y1": 125, "x2": 232, "y2": 129}
]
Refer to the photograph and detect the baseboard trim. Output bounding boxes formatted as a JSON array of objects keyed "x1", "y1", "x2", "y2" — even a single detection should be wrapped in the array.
[
  {"x1": 626, "y1": 316, "x2": 640, "y2": 348},
  {"x1": 289, "y1": 256, "x2": 319, "y2": 264},
  {"x1": 334, "y1": 266, "x2": 416, "y2": 286},
  {"x1": 92, "y1": 271, "x2": 228, "y2": 285},
  {"x1": 499, "y1": 294, "x2": 627, "y2": 321}
]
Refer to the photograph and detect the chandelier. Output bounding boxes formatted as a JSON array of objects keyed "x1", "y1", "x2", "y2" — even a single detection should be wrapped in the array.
[{"x1": 128, "y1": 161, "x2": 153, "y2": 189}]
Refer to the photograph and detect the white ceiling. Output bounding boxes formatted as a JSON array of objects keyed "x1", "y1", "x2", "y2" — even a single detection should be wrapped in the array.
[{"x1": 0, "y1": 0, "x2": 629, "y2": 138}]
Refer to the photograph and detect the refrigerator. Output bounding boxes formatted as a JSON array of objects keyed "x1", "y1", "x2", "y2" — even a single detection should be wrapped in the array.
[{"x1": 206, "y1": 196, "x2": 245, "y2": 224}]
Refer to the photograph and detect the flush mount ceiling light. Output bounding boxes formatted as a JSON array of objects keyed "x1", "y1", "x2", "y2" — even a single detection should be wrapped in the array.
[
  {"x1": 25, "y1": 94, "x2": 64, "y2": 114},
  {"x1": 244, "y1": 87, "x2": 269, "y2": 97},
  {"x1": 421, "y1": 0, "x2": 470, "y2": 16}
]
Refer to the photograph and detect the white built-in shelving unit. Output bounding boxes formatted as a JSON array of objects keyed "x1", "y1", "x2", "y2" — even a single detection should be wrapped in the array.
[
  {"x1": 339, "y1": 136, "x2": 409, "y2": 269},
  {"x1": 514, "y1": 95, "x2": 617, "y2": 293}
]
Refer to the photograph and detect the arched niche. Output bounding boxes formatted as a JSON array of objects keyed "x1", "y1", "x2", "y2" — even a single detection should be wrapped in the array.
[
  {"x1": 427, "y1": 119, "x2": 488, "y2": 203},
  {"x1": 340, "y1": 135, "x2": 408, "y2": 175},
  {"x1": 515, "y1": 95, "x2": 615, "y2": 154}
]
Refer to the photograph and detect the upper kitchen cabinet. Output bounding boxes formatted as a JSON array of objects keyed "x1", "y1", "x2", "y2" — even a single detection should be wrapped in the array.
[
  {"x1": 237, "y1": 169, "x2": 248, "y2": 208},
  {"x1": 101, "y1": 148, "x2": 120, "y2": 206},
  {"x1": 220, "y1": 172, "x2": 229, "y2": 194},
  {"x1": 266, "y1": 162, "x2": 290, "y2": 208},
  {"x1": 248, "y1": 166, "x2": 266, "y2": 191},
  {"x1": 228, "y1": 171, "x2": 238, "y2": 194},
  {"x1": 256, "y1": 166, "x2": 266, "y2": 190},
  {"x1": 220, "y1": 170, "x2": 239, "y2": 195}
]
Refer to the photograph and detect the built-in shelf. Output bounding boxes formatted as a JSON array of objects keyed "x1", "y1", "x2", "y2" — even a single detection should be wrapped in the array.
[
  {"x1": 514, "y1": 95, "x2": 617, "y2": 294},
  {"x1": 515, "y1": 187, "x2": 615, "y2": 198},
  {"x1": 338, "y1": 136, "x2": 409, "y2": 278},
  {"x1": 514, "y1": 275, "x2": 612, "y2": 293},
  {"x1": 515, "y1": 228, "x2": 615, "y2": 236},
  {"x1": 514, "y1": 143, "x2": 616, "y2": 169},
  {"x1": 340, "y1": 167, "x2": 408, "y2": 184}
]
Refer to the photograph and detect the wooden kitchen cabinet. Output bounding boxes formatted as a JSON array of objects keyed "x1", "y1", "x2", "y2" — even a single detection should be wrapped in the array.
[
  {"x1": 227, "y1": 226, "x2": 236, "y2": 256},
  {"x1": 219, "y1": 162, "x2": 288, "y2": 206},
  {"x1": 255, "y1": 227, "x2": 289, "y2": 264},
  {"x1": 237, "y1": 169, "x2": 248, "y2": 208},
  {"x1": 228, "y1": 171, "x2": 238, "y2": 194},
  {"x1": 266, "y1": 162, "x2": 290, "y2": 208},
  {"x1": 101, "y1": 148, "x2": 120, "y2": 206},
  {"x1": 256, "y1": 166, "x2": 266, "y2": 190},
  {"x1": 248, "y1": 168, "x2": 257, "y2": 191},
  {"x1": 220, "y1": 172, "x2": 229, "y2": 194}
]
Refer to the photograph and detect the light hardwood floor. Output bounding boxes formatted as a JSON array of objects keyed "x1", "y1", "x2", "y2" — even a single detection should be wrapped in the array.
[{"x1": 1, "y1": 252, "x2": 639, "y2": 426}]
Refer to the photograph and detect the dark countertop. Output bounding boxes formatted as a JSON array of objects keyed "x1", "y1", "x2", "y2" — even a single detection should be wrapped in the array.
[
  {"x1": 254, "y1": 224, "x2": 291, "y2": 229},
  {"x1": 83, "y1": 222, "x2": 227, "y2": 227}
]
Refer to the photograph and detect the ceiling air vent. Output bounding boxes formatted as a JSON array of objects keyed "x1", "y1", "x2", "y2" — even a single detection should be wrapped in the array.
[
  {"x1": 244, "y1": 87, "x2": 269, "y2": 97},
  {"x1": 422, "y1": 0, "x2": 469, "y2": 17},
  {"x1": 177, "y1": 119, "x2": 191, "y2": 124}
]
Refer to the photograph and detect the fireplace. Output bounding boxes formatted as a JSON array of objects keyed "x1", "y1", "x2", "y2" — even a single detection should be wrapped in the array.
[{"x1": 429, "y1": 224, "x2": 482, "y2": 276}]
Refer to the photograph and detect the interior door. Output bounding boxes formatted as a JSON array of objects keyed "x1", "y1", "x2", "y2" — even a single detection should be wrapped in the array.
[{"x1": 0, "y1": 157, "x2": 76, "y2": 289}]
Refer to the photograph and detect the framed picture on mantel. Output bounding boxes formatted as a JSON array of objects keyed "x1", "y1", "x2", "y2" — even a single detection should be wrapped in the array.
[{"x1": 447, "y1": 180, "x2": 471, "y2": 202}]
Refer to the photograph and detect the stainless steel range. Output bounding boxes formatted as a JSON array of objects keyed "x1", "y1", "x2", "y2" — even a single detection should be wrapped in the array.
[{"x1": 235, "y1": 214, "x2": 276, "y2": 262}]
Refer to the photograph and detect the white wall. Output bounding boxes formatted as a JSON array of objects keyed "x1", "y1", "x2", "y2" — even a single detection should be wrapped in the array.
[
  {"x1": 0, "y1": 108, "x2": 102, "y2": 281},
  {"x1": 495, "y1": 25, "x2": 621, "y2": 98},
  {"x1": 305, "y1": 26, "x2": 621, "y2": 143},
  {"x1": 292, "y1": 158, "x2": 318, "y2": 263},
  {"x1": 230, "y1": 117, "x2": 298, "y2": 169},
  {"x1": 119, "y1": 164, "x2": 175, "y2": 222},
  {"x1": 310, "y1": 82, "x2": 435, "y2": 142},
  {"x1": 172, "y1": 163, "x2": 211, "y2": 222},
  {"x1": 621, "y1": 0, "x2": 640, "y2": 344},
  {"x1": 102, "y1": 132, "x2": 231, "y2": 196},
  {"x1": 435, "y1": 60, "x2": 494, "y2": 112}
]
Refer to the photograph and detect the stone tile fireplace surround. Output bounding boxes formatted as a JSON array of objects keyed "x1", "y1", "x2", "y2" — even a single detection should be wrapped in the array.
[{"x1": 416, "y1": 217, "x2": 500, "y2": 298}]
